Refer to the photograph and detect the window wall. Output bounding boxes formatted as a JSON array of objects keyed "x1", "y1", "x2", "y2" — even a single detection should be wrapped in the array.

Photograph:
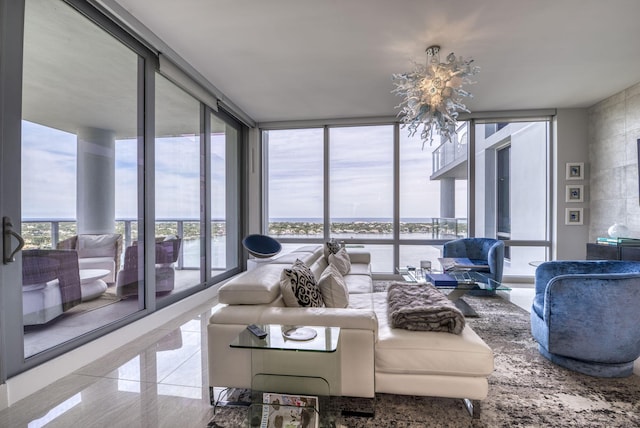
[
  {"x1": 4, "y1": 0, "x2": 243, "y2": 377},
  {"x1": 264, "y1": 118, "x2": 550, "y2": 276},
  {"x1": 264, "y1": 124, "x2": 468, "y2": 273}
]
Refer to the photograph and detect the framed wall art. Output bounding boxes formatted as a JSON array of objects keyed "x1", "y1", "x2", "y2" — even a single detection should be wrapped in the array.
[
  {"x1": 565, "y1": 184, "x2": 584, "y2": 203},
  {"x1": 565, "y1": 207, "x2": 584, "y2": 225},
  {"x1": 566, "y1": 162, "x2": 584, "y2": 180}
]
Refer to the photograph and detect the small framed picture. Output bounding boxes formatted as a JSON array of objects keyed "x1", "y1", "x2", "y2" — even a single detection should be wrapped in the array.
[
  {"x1": 565, "y1": 207, "x2": 584, "y2": 225},
  {"x1": 565, "y1": 184, "x2": 584, "y2": 203},
  {"x1": 566, "y1": 162, "x2": 584, "y2": 180}
]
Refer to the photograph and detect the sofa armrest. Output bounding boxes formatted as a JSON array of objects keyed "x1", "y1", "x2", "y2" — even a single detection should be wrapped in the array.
[
  {"x1": 208, "y1": 305, "x2": 377, "y2": 398},
  {"x1": 210, "y1": 305, "x2": 378, "y2": 334},
  {"x1": 348, "y1": 250, "x2": 370, "y2": 265}
]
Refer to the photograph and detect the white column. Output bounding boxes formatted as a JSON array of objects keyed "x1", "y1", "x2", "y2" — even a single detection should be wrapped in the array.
[
  {"x1": 440, "y1": 178, "x2": 455, "y2": 219},
  {"x1": 77, "y1": 127, "x2": 115, "y2": 234}
]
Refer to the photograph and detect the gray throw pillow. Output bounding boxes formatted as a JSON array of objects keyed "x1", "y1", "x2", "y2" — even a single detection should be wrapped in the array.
[
  {"x1": 318, "y1": 264, "x2": 349, "y2": 308},
  {"x1": 280, "y1": 259, "x2": 324, "y2": 307},
  {"x1": 328, "y1": 248, "x2": 351, "y2": 276}
]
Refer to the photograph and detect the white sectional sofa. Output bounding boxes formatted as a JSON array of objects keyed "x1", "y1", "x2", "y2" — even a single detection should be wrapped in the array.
[{"x1": 208, "y1": 245, "x2": 494, "y2": 416}]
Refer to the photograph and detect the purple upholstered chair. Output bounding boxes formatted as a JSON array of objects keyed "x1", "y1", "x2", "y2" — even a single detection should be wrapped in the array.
[
  {"x1": 115, "y1": 237, "x2": 182, "y2": 297},
  {"x1": 22, "y1": 249, "x2": 82, "y2": 325}
]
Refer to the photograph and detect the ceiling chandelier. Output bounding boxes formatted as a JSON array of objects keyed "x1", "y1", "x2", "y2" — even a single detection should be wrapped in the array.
[{"x1": 392, "y1": 45, "x2": 479, "y2": 147}]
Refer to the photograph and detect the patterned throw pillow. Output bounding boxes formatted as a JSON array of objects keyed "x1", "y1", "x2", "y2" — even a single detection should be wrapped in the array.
[
  {"x1": 328, "y1": 248, "x2": 351, "y2": 276},
  {"x1": 318, "y1": 264, "x2": 349, "y2": 308},
  {"x1": 280, "y1": 259, "x2": 324, "y2": 307},
  {"x1": 325, "y1": 239, "x2": 342, "y2": 257}
]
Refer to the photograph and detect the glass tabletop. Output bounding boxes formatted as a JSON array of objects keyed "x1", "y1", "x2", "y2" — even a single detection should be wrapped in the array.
[
  {"x1": 230, "y1": 324, "x2": 340, "y2": 352},
  {"x1": 398, "y1": 267, "x2": 511, "y2": 291}
]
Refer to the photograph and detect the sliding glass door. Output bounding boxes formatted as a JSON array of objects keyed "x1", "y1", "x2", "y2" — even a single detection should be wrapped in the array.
[{"x1": 0, "y1": 0, "x2": 244, "y2": 379}]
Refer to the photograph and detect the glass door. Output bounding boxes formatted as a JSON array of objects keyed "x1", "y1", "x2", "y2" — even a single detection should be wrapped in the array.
[{"x1": 1, "y1": 0, "x2": 146, "y2": 376}]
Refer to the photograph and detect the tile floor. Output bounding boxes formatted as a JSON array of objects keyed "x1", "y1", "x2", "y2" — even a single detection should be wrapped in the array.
[{"x1": 0, "y1": 288, "x2": 535, "y2": 428}]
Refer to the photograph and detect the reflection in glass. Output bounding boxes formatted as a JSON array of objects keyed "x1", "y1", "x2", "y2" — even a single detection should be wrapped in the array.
[
  {"x1": 21, "y1": 0, "x2": 140, "y2": 358},
  {"x1": 155, "y1": 74, "x2": 202, "y2": 297}
]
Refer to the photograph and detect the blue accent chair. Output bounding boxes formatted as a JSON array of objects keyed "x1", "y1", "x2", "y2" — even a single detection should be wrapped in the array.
[
  {"x1": 242, "y1": 234, "x2": 282, "y2": 258},
  {"x1": 442, "y1": 238, "x2": 505, "y2": 284},
  {"x1": 531, "y1": 260, "x2": 640, "y2": 377}
]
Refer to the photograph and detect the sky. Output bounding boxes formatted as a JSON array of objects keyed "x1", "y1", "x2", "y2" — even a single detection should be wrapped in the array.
[
  {"x1": 21, "y1": 120, "x2": 227, "y2": 221},
  {"x1": 21, "y1": 120, "x2": 467, "y2": 222},
  {"x1": 267, "y1": 125, "x2": 467, "y2": 220}
]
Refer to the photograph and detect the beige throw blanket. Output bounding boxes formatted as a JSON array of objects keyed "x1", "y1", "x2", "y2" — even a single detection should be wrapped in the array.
[{"x1": 387, "y1": 282, "x2": 465, "y2": 334}]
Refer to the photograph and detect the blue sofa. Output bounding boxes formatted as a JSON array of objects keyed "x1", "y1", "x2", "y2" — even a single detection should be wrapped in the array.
[{"x1": 531, "y1": 260, "x2": 640, "y2": 377}]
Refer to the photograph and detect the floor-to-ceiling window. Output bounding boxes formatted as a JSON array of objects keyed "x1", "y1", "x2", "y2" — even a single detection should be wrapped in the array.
[
  {"x1": 20, "y1": 0, "x2": 142, "y2": 359},
  {"x1": 0, "y1": 0, "x2": 244, "y2": 378},
  {"x1": 210, "y1": 113, "x2": 241, "y2": 278},
  {"x1": 155, "y1": 74, "x2": 202, "y2": 300},
  {"x1": 263, "y1": 118, "x2": 549, "y2": 276},
  {"x1": 474, "y1": 120, "x2": 550, "y2": 275},
  {"x1": 264, "y1": 124, "x2": 469, "y2": 273},
  {"x1": 330, "y1": 126, "x2": 394, "y2": 271},
  {"x1": 266, "y1": 128, "x2": 324, "y2": 240}
]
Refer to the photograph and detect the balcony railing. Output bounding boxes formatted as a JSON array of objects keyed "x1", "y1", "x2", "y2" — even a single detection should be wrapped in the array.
[
  {"x1": 20, "y1": 218, "x2": 215, "y2": 270},
  {"x1": 432, "y1": 139, "x2": 467, "y2": 175},
  {"x1": 267, "y1": 217, "x2": 468, "y2": 240}
]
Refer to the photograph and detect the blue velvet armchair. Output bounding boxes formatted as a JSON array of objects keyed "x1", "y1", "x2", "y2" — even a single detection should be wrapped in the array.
[
  {"x1": 531, "y1": 260, "x2": 640, "y2": 377},
  {"x1": 442, "y1": 238, "x2": 505, "y2": 284}
]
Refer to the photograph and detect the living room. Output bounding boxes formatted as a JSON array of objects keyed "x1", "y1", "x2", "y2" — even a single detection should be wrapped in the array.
[{"x1": 1, "y1": 0, "x2": 640, "y2": 426}]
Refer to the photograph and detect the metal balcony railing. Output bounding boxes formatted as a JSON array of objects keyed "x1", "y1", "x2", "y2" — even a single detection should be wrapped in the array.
[{"x1": 20, "y1": 218, "x2": 213, "y2": 270}]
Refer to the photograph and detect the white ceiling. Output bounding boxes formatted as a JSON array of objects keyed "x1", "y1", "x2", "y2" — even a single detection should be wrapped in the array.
[{"x1": 113, "y1": 0, "x2": 640, "y2": 124}]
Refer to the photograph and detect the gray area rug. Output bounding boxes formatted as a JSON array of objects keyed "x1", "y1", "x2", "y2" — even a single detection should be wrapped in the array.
[{"x1": 208, "y1": 286, "x2": 640, "y2": 427}]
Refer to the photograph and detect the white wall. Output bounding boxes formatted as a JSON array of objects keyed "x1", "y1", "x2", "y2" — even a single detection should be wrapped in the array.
[
  {"x1": 554, "y1": 109, "x2": 589, "y2": 260},
  {"x1": 587, "y1": 82, "x2": 640, "y2": 241}
]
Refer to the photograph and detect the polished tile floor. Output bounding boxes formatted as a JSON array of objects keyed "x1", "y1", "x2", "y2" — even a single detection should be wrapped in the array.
[{"x1": 0, "y1": 288, "x2": 535, "y2": 428}]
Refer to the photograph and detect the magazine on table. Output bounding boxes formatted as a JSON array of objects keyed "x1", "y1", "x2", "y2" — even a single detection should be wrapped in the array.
[{"x1": 260, "y1": 393, "x2": 319, "y2": 428}]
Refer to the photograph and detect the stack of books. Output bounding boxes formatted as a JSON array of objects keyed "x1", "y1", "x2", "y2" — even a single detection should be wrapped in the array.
[
  {"x1": 596, "y1": 237, "x2": 640, "y2": 246},
  {"x1": 425, "y1": 273, "x2": 458, "y2": 287}
]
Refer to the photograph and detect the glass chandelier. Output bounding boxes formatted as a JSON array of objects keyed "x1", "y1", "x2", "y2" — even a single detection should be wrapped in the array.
[{"x1": 392, "y1": 45, "x2": 479, "y2": 147}]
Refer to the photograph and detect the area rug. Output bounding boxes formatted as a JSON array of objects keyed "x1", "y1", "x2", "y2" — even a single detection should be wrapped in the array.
[{"x1": 208, "y1": 286, "x2": 640, "y2": 427}]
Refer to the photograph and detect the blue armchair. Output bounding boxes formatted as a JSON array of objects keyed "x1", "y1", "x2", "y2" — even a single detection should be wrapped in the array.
[
  {"x1": 531, "y1": 260, "x2": 640, "y2": 377},
  {"x1": 442, "y1": 238, "x2": 505, "y2": 284}
]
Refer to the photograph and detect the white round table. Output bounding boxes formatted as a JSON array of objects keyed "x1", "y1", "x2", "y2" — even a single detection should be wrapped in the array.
[{"x1": 79, "y1": 269, "x2": 110, "y2": 301}]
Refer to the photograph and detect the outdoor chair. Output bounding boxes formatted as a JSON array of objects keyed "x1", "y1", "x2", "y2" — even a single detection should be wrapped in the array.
[{"x1": 22, "y1": 249, "x2": 82, "y2": 325}]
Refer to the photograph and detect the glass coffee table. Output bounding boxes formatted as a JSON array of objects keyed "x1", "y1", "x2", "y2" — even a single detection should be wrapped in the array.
[{"x1": 397, "y1": 267, "x2": 510, "y2": 317}]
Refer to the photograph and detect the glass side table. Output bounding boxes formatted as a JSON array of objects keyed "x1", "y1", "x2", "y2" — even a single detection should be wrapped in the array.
[{"x1": 230, "y1": 324, "x2": 341, "y2": 427}]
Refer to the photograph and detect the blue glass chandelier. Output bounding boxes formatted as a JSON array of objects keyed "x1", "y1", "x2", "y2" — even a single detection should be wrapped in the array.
[{"x1": 392, "y1": 45, "x2": 479, "y2": 147}]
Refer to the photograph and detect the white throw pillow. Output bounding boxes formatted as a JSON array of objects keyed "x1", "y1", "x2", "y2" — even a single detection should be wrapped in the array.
[
  {"x1": 77, "y1": 234, "x2": 120, "y2": 258},
  {"x1": 280, "y1": 259, "x2": 324, "y2": 307},
  {"x1": 328, "y1": 248, "x2": 351, "y2": 275},
  {"x1": 318, "y1": 264, "x2": 349, "y2": 308}
]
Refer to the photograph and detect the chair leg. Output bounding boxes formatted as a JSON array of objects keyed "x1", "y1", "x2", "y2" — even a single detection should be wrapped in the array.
[{"x1": 463, "y1": 398, "x2": 481, "y2": 418}]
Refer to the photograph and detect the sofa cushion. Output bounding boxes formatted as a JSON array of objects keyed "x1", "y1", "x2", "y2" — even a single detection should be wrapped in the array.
[
  {"x1": 329, "y1": 248, "x2": 351, "y2": 275},
  {"x1": 280, "y1": 259, "x2": 324, "y2": 307},
  {"x1": 344, "y1": 274, "x2": 373, "y2": 294},
  {"x1": 77, "y1": 234, "x2": 120, "y2": 258},
  {"x1": 218, "y1": 264, "x2": 285, "y2": 304},
  {"x1": 367, "y1": 293, "x2": 494, "y2": 377},
  {"x1": 318, "y1": 264, "x2": 349, "y2": 308}
]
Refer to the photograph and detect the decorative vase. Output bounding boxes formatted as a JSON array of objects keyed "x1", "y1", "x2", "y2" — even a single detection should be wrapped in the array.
[{"x1": 607, "y1": 223, "x2": 629, "y2": 238}]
